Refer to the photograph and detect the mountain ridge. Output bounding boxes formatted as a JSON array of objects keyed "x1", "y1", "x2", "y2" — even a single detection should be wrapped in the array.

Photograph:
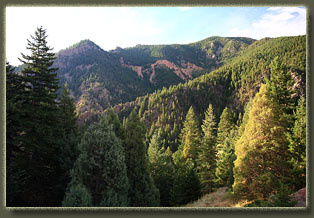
[{"x1": 49, "y1": 35, "x2": 257, "y2": 123}]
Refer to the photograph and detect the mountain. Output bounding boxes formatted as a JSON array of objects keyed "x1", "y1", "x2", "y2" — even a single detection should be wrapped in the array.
[
  {"x1": 111, "y1": 35, "x2": 306, "y2": 151},
  {"x1": 52, "y1": 37, "x2": 255, "y2": 123}
]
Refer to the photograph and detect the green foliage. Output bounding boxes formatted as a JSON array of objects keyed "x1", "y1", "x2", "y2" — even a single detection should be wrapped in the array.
[
  {"x1": 287, "y1": 96, "x2": 306, "y2": 190},
  {"x1": 180, "y1": 106, "x2": 202, "y2": 164},
  {"x1": 215, "y1": 128, "x2": 237, "y2": 188},
  {"x1": 233, "y1": 84, "x2": 290, "y2": 200},
  {"x1": 67, "y1": 116, "x2": 129, "y2": 206},
  {"x1": 170, "y1": 163, "x2": 201, "y2": 206},
  {"x1": 7, "y1": 27, "x2": 64, "y2": 206},
  {"x1": 197, "y1": 104, "x2": 217, "y2": 194},
  {"x1": 148, "y1": 133, "x2": 176, "y2": 206},
  {"x1": 246, "y1": 183, "x2": 297, "y2": 207},
  {"x1": 62, "y1": 183, "x2": 93, "y2": 207},
  {"x1": 58, "y1": 82, "x2": 80, "y2": 197},
  {"x1": 124, "y1": 110, "x2": 160, "y2": 206}
]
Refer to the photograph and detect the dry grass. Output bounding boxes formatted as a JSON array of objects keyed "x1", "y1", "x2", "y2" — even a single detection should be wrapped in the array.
[{"x1": 185, "y1": 187, "x2": 235, "y2": 207}]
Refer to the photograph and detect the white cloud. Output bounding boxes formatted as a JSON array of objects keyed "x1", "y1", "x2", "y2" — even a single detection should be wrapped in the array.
[{"x1": 228, "y1": 7, "x2": 306, "y2": 39}]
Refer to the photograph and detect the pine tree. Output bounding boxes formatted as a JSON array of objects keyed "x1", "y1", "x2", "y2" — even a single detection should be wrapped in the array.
[
  {"x1": 65, "y1": 116, "x2": 129, "y2": 206},
  {"x1": 6, "y1": 62, "x2": 27, "y2": 206},
  {"x1": 124, "y1": 109, "x2": 160, "y2": 206},
  {"x1": 62, "y1": 183, "x2": 93, "y2": 207},
  {"x1": 197, "y1": 104, "x2": 217, "y2": 194},
  {"x1": 58, "y1": 82, "x2": 80, "y2": 203},
  {"x1": 215, "y1": 128, "x2": 237, "y2": 188},
  {"x1": 215, "y1": 107, "x2": 235, "y2": 188},
  {"x1": 287, "y1": 96, "x2": 306, "y2": 190},
  {"x1": 148, "y1": 133, "x2": 175, "y2": 206},
  {"x1": 8, "y1": 27, "x2": 62, "y2": 206},
  {"x1": 266, "y1": 58, "x2": 296, "y2": 127},
  {"x1": 180, "y1": 106, "x2": 202, "y2": 165},
  {"x1": 216, "y1": 107, "x2": 234, "y2": 147},
  {"x1": 233, "y1": 84, "x2": 290, "y2": 200}
]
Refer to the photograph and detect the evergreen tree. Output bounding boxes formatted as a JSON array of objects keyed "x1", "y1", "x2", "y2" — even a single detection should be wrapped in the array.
[
  {"x1": 197, "y1": 104, "x2": 217, "y2": 194},
  {"x1": 124, "y1": 109, "x2": 160, "y2": 206},
  {"x1": 287, "y1": 96, "x2": 306, "y2": 190},
  {"x1": 106, "y1": 107, "x2": 125, "y2": 140},
  {"x1": 170, "y1": 162, "x2": 201, "y2": 206},
  {"x1": 215, "y1": 107, "x2": 235, "y2": 188},
  {"x1": 62, "y1": 183, "x2": 93, "y2": 207},
  {"x1": 8, "y1": 27, "x2": 62, "y2": 206},
  {"x1": 180, "y1": 106, "x2": 202, "y2": 165},
  {"x1": 148, "y1": 133, "x2": 175, "y2": 206},
  {"x1": 215, "y1": 128, "x2": 237, "y2": 188},
  {"x1": 6, "y1": 62, "x2": 27, "y2": 206},
  {"x1": 58, "y1": 82, "x2": 80, "y2": 203},
  {"x1": 65, "y1": 116, "x2": 129, "y2": 206},
  {"x1": 233, "y1": 84, "x2": 290, "y2": 200},
  {"x1": 216, "y1": 107, "x2": 234, "y2": 147}
]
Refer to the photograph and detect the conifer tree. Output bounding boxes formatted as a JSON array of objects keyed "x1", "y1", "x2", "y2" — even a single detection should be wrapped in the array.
[
  {"x1": 124, "y1": 109, "x2": 160, "y2": 206},
  {"x1": 215, "y1": 128, "x2": 237, "y2": 188},
  {"x1": 9, "y1": 27, "x2": 62, "y2": 206},
  {"x1": 215, "y1": 107, "x2": 235, "y2": 188},
  {"x1": 148, "y1": 133, "x2": 175, "y2": 206},
  {"x1": 197, "y1": 104, "x2": 217, "y2": 194},
  {"x1": 6, "y1": 62, "x2": 27, "y2": 206},
  {"x1": 287, "y1": 96, "x2": 306, "y2": 190},
  {"x1": 266, "y1": 58, "x2": 296, "y2": 127},
  {"x1": 180, "y1": 106, "x2": 202, "y2": 165},
  {"x1": 64, "y1": 116, "x2": 129, "y2": 206},
  {"x1": 233, "y1": 84, "x2": 290, "y2": 200},
  {"x1": 216, "y1": 107, "x2": 234, "y2": 147},
  {"x1": 58, "y1": 82, "x2": 80, "y2": 202}
]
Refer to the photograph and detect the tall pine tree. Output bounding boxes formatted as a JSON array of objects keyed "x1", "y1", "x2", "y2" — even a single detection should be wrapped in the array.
[
  {"x1": 8, "y1": 27, "x2": 62, "y2": 206},
  {"x1": 58, "y1": 82, "x2": 80, "y2": 203},
  {"x1": 180, "y1": 106, "x2": 202, "y2": 165},
  {"x1": 197, "y1": 104, "x2": 217, "y2": 194},
  {"x1": 124, "y1": 109, "x2": 160, "y2": 206},
  {"x1": 148, "y1": 133, "x2": 175, "y2": 206},
  {"x1": 287, "y1": 96, "x2": 306, "y2": 190},
  {"x1": 233, "y1": 84, "x2": 290, "y2": 200},
  {"x1": 215, "y1": 107, "x2": 235, "y2": 188}
]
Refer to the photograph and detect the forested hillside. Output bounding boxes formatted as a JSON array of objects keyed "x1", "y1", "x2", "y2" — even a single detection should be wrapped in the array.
[
  {"x1": 51, "y1": 36, "x2": 254, "y2": 124},
  {"x1": 6, "y1": 26, "x2": 306, "y2": 207}
]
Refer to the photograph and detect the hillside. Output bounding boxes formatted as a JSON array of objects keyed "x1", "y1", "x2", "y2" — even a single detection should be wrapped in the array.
[
  {"x1": 51, "y1": 37, "x2": 255, "y2": 123},
  {"x1": 112, "y1": 35, "x2": 306, "y2": 152}
]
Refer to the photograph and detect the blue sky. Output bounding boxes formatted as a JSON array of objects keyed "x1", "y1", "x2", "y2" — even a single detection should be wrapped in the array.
[{"x1": 6, "y1": 6, "x2": 306, "y2": 66}]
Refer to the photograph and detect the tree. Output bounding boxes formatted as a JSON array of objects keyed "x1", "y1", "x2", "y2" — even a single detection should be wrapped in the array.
[
  {"x1": 197, "y1": 104, "x2": 217, "y2": 194},
  {"x1": 266, "y1": 58, "x2": 296, "y2": 127},
  {"x1": 6, "y1": 62, "x2": 27, "y2": 206},
  {"x1": 215, "y1": 128, "x2": 237, "y2": 188},
  {"x1": 124, "y1": 109, "x2": 160, "y2": 206},
  {"x1": 287, "y1": 96, "x2": 306, "y2": 190},
  {"x1": 148, "y1": 133, "x2": 175, "y2": 206},
  {"x1": 216, "y1": 107, "x2": 234, "y2": 147},
  {"x1": 58, "y1": 82, "x2": 80, "y2": 203},
  {"x1": 180, "y1": 106, "x2": 202, "y2": 165},
  {"x1": 8, "y1": 27, "x2": 62, "y2": 206},
  {"x1": 215, "y1": 107, "x2": 235, "y2": 188},
  {"x1": 64, "y1": 116, "x2": 129, "y2": 206},
  {"x1": 233, "y1": 84, "x2": 290, "y2": 200}
]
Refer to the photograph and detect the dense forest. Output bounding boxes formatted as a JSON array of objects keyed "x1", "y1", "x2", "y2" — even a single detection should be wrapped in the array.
[{"x1": 6, "y1": 27, "x2": 306, "y2": 207}]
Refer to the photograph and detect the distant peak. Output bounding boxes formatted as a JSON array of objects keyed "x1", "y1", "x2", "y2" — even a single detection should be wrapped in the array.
[{"x1": 63, "y1": 39, "x2": 101, "y2": 51}]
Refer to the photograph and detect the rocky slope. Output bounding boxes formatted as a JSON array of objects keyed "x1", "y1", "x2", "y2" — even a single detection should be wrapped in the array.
[{"x1": 52, "y1": 37, "x2": 255, "y2": 123}]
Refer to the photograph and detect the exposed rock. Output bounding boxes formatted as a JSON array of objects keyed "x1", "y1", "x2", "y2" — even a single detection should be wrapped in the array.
[{"x1": 290, "y1": 187, "x2": 306, "y2": 207}]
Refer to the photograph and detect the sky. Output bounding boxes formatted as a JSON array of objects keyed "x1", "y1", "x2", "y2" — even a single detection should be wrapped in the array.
[{"x1": 6, "y1": 6, "x2": 306, "y2": 66}]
